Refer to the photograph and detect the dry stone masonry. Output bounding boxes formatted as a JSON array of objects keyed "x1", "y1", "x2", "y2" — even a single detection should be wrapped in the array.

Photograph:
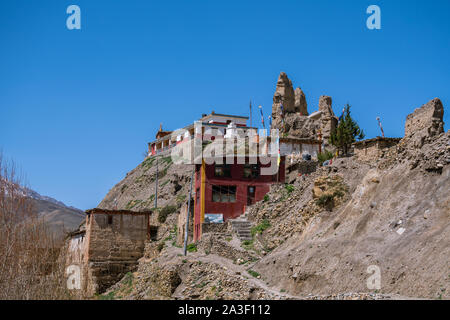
[{"x1": 404, "y1": 98, "x2": 445, "y2": 148}]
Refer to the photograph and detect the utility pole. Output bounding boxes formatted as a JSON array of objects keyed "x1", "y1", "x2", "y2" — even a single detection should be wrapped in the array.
[
  {"x1": 183, "y1": 166, "x2": 195, "y2": 256},
  {"x1": 154, "y1": 158, "x2": 158, "y2": 208}
]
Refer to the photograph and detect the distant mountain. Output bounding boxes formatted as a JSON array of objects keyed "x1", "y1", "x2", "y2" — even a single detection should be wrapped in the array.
[{"x1": 24, "y1": 188, "x2": 85, "y2": 240}]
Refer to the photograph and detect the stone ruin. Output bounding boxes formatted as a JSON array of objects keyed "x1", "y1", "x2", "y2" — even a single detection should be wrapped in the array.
[
  {"x1": 270, "y1": 72, "x2": 338, "y2": 149},
  {"x1": 404, "y1": 98, "x2": 445, "y2": 148},
  {"x1": 353, "y1": 97, "x2": 446, "y2": 164}
]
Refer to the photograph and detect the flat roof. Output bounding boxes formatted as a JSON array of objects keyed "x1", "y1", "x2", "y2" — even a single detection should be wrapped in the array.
[
  {"x1": 201, "y1": 113, "x2": 249, "y2": 120},
  {"x1": 353, "y1": 137, "x2": 402, "y2": 146},
  {"x1": 86, "y1": 208, "x2": 153, "y2": 215}
]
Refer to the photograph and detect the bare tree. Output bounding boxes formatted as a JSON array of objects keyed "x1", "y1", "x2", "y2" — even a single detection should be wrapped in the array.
[{"x1": 0, "y1": 152, "x2": 71, "y2": 299}]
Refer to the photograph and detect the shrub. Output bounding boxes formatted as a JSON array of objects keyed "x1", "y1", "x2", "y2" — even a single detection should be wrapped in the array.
[
  {"x1": 141, "y1": 157, "x2": 156, "y2": 171},
  {"x1": 316, "y1": 194, "x2": 334, "y2": 207},
  {"x1": 124, "y1": 272, "x2": 133, "y2": 287},
  {"x1": 186, "y1": 243, "x2": 197, "y2": 252},
  {"x1": 172, "y1": 241, "x2": 181, "y2": 248},
  {"x1": 162, "y1": 156, "x2": 173, "y2": 165},
  {"x1": 158, "y1": 205, "x2": 177, "y2": 223},
  {"x1": 98, "y1": 291, "x2": 116, "y2": 300},
  {"x1": 263, "y1": 194, "x2": 270, "y2": 202},
  {"x1": 317, "y1": 149, "x2": 334, "y2": 165},
  {"x1": 247, "y1": 269, "x2": 260, "y2": 278},
  {"x1": 251, "y1": 219, "x2": 271, "y2": 237},
  {"x1": 285, "y1": 184, "x2": 294, "y2": 194}
]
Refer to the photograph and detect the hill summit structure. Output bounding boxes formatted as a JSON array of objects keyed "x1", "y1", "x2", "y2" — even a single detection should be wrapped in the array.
[{"x1": 270, "y1": 72, "x2": 338, "y2": 149}]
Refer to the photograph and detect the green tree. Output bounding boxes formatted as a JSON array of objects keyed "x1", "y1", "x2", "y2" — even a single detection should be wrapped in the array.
[{"x1": 330, "y1": 104, "x2": 365, "y2": 155}]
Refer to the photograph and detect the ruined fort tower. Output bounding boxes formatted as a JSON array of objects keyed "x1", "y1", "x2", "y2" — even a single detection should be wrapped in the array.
[{"x1": 270, "y1": 72, "x2": 338, "y2": 149}]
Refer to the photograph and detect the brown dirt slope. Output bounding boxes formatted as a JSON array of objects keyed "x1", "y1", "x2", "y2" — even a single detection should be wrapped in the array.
[{"x1": 250, "y1": 131, "x2": 449, "y2": 299}]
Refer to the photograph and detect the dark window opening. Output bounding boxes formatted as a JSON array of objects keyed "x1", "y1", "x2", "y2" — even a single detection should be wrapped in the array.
[
  {"x1": 214, "y1": 164, "x2": 231, "y2": 177},
  {"x1": 107, "y1": 215, "x2": 113, "y2": 225},
  {"x1": 212, "y1": 185, "x2": 236, "y2": 203},
  {"x1": 149, "y1": 226, "x2": 158, "y2": 241},
  {"x1": 243, "y1": 164, "x2": 260, "y2": 178}
]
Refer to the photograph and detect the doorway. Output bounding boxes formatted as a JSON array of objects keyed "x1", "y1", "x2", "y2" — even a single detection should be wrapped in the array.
[{"x1": 247, "y1": 186, "x2": 256, "y2": 206}]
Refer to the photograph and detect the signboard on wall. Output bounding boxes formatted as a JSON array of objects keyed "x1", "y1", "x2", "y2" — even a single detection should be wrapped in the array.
[{"x1": 204, "y1": 213, "x2": 224, "y2": 224}]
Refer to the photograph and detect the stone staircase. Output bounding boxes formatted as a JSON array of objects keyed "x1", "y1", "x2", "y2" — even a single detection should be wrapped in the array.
[{"x1": 230, "y1": 219, "x2": 253, "y2": 241}]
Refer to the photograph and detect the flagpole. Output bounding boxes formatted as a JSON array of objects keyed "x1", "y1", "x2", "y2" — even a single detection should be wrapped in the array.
[
  {"x1": 250, "y1": 100, "x2": 252, "y2": 127},
  {"x1": 376, "y1": 117, "x2": 385, "y2": 138},
  {"x1": 259, "y1": 105, "x2": 265, "y2": 130}
]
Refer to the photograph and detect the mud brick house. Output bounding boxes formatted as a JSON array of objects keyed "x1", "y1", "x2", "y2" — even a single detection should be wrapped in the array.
[
  {"x1": 66, "y1": 208, "x2": 152, "y2": 296},
  {"x1": 353, "y1": 137, "x2": 401, "y2": 162}
]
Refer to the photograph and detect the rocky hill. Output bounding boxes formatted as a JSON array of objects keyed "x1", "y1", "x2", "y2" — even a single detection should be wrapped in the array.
[
  {"x1": 29, "y1": 196, "x2": 84, "y2": 240},
  {"x1": 4, "y1": 184, "x2": 86, "y2": 240},
  {"x1": 93, "y1": 92, "x2": 448, "y2": 300},
  {"x1": 97, "y1": 154, "x2": 192, "y2": 240}
]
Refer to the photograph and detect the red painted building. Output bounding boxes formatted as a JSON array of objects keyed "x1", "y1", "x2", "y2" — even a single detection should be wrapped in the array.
[
  {"x1": 145, "y1": 111, "x2": 321, "y2": 241},
  {"x1": 193, "y1": 156, "x2": 285, "y2": 241}
]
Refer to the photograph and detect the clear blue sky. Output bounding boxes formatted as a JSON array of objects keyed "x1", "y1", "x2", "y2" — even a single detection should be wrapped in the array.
[{"x1": 1, "y1": 0, "x2": 449, "y2": 210}]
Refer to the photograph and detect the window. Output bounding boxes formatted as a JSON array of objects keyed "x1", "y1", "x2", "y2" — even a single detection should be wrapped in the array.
[
  {"x1": 243, "y1": 164, "x2": 260, "y2": 178},
  {"x1": 149, "y1": 226, "x2": 158, "y2": 241},
  {"x1": 212, "y1": 185, "x2": 236, "y2": 203},
  {"x1": 107, "y1": 215, "x2": 113, "y2": 225},
  {"x1": 214, "y1": 164, "x2": 231, "y2": 177}
]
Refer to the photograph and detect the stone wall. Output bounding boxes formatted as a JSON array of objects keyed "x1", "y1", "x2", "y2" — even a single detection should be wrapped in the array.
[
  {"x1": 82, "y1": 210, "x2": 151, "y2": 295},
  {"x1": 354, "y1": 138, "x2": 401, "y2": 163},
  {"x1": 176, "y1": 202, "x2": 194, "y2": 246},
  {"x1": 405, "y1": 98, "x2": 444, "y2": 138},
  {"x1": 404, "y1": 98, "x2": 445, "y2": 148},
  {"x1": 202, "y1": 221, "x2": 232, "y2": 235}
]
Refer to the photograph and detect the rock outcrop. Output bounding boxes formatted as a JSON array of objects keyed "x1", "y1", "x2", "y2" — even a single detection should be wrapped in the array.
[
  {"x1": 404, "y1": 98, "x2": 445, "y2": 148},
  {"x1": 294, "y1": 87, "x2": 308, "y2": 116},
  {"x1": 271, "y1": 72, "x2": 295, "y2": 131},
  {"x1": 271, "y1": 72, "x2": 318, "y2": 138},
  {"x1": 270, "y1": 72, "x2": 338, "y2": 147},
  {"x1": 318, "y1": 96, "x2": 338, "y2": 149}
]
